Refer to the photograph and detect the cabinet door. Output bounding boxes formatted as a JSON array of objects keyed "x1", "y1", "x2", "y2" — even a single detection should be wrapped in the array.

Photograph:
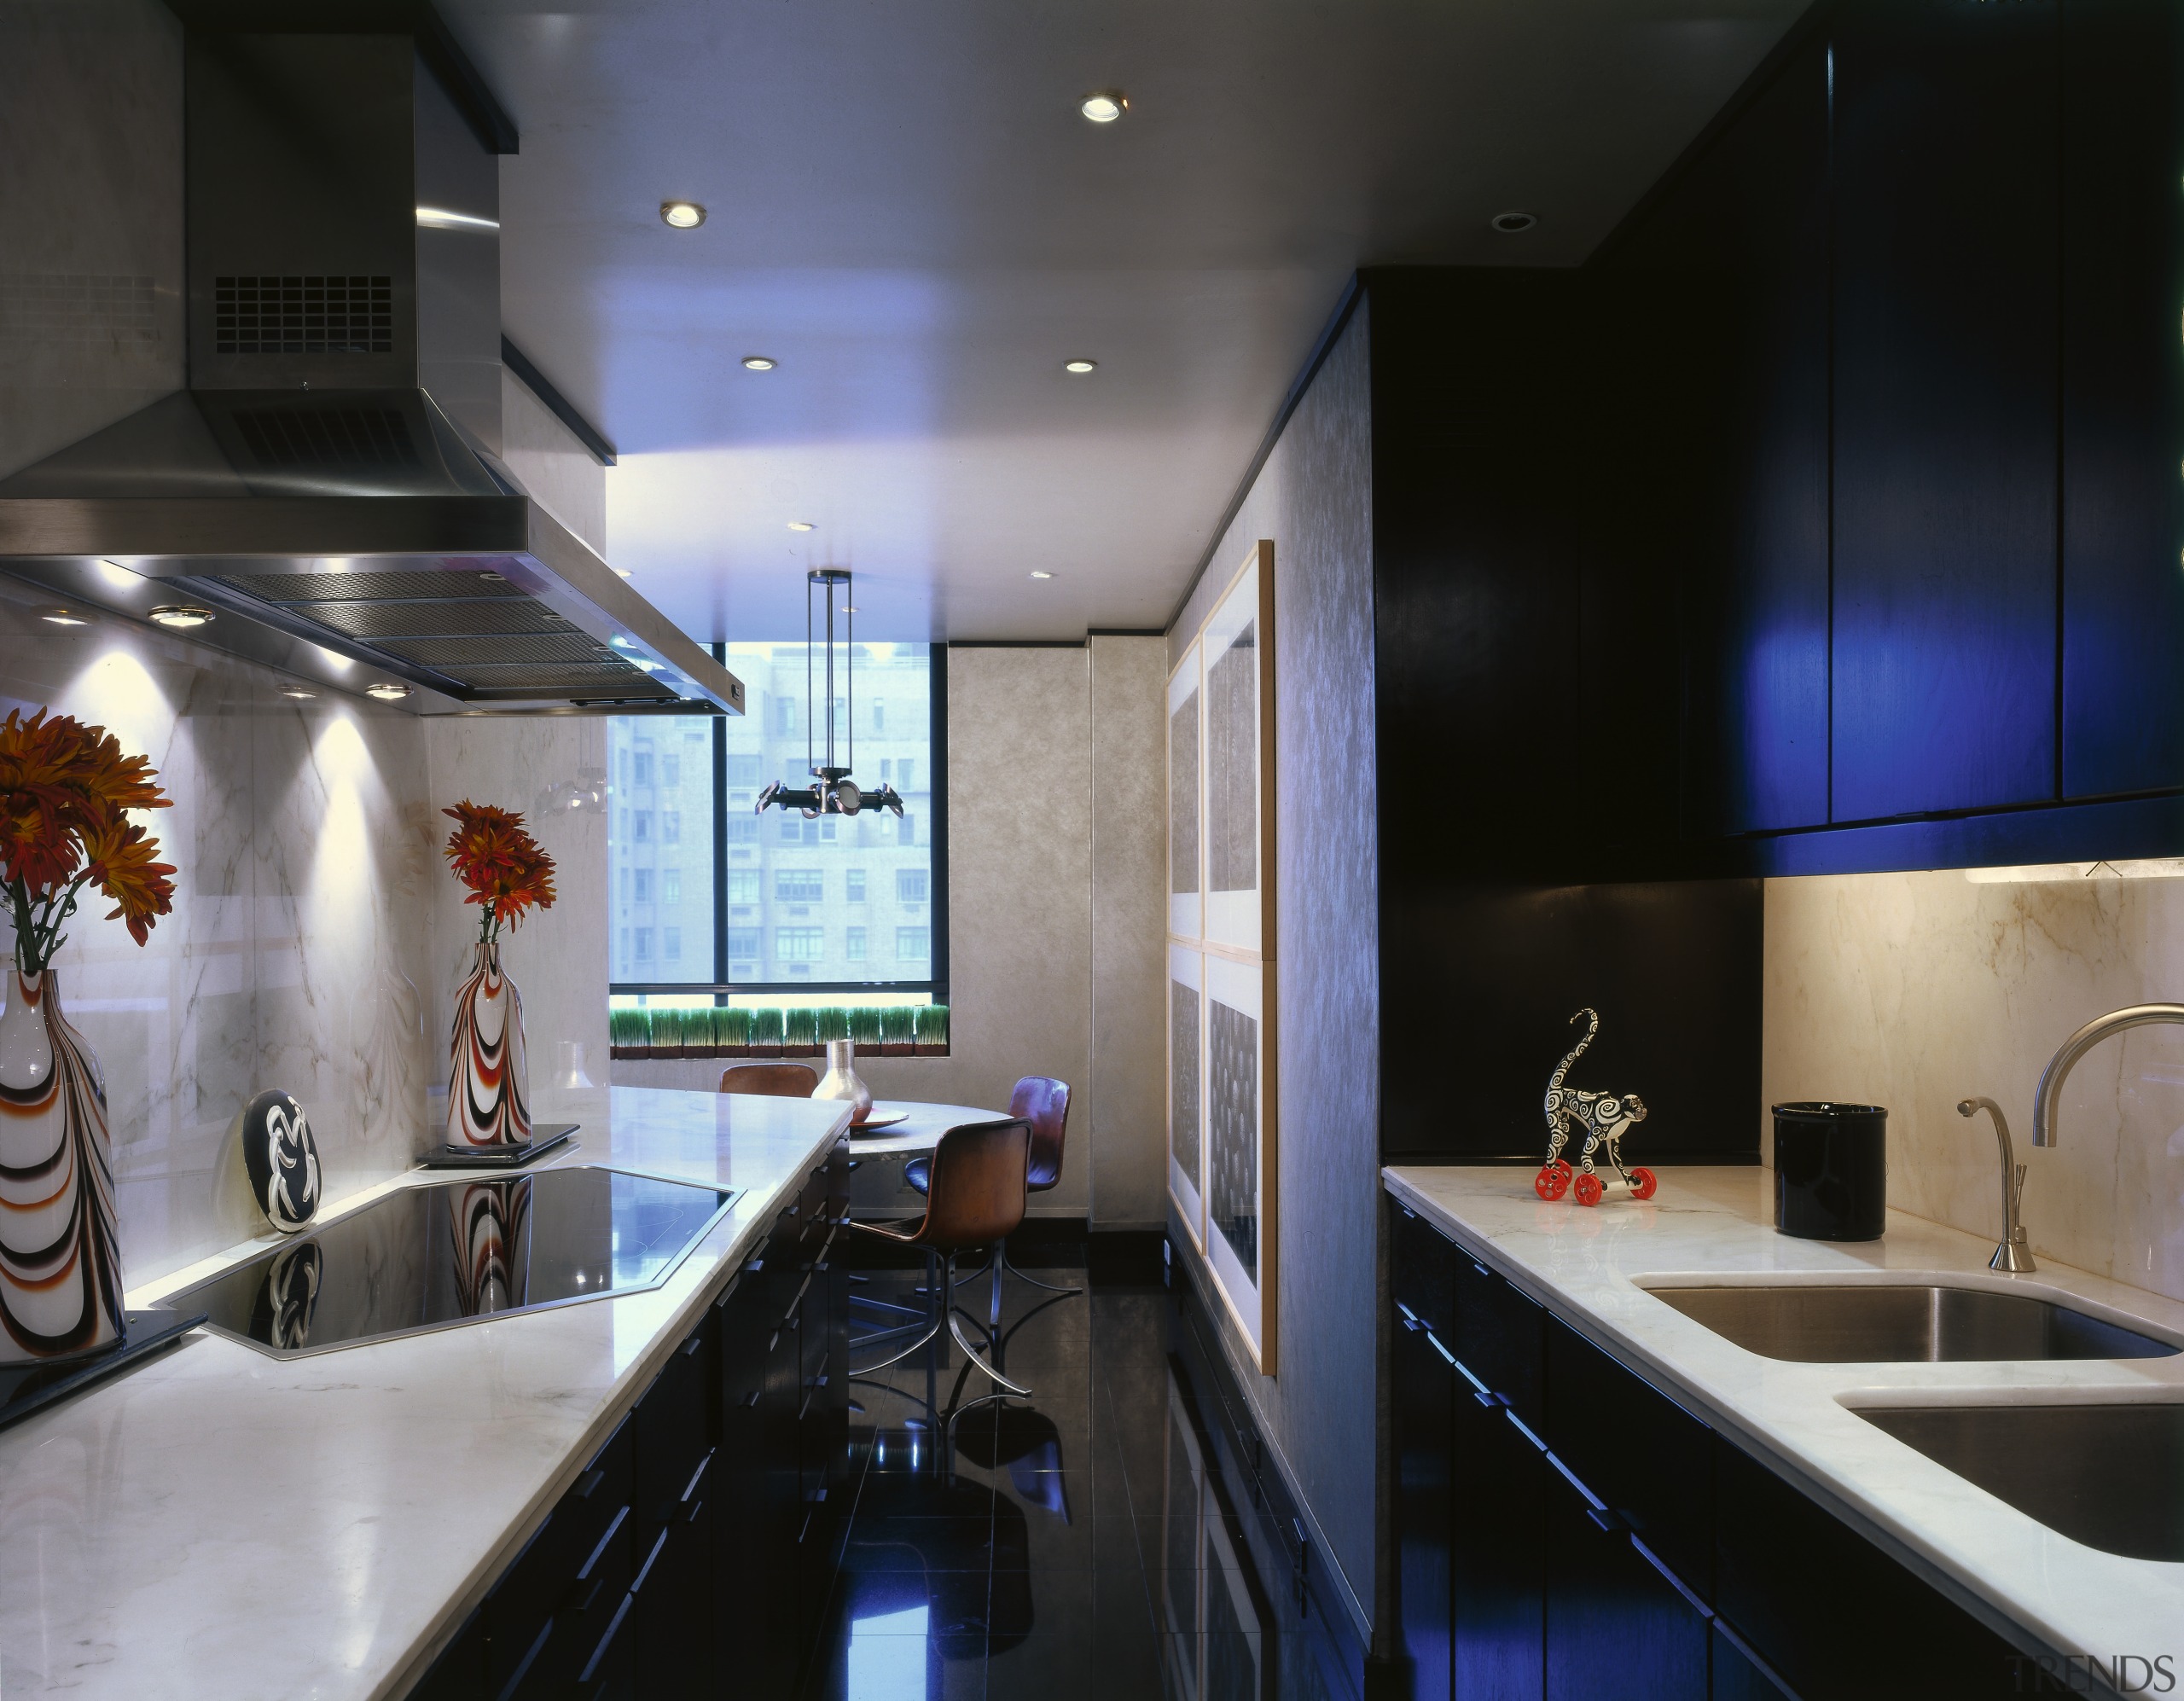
[
  {"x1": 1622, "y1": 36, "x2": 1832, "y2": 837},
  {"x1": 1543, "y1": 1318, "x2": 1711, "y2": 1599},
  {"x1": 1453, "y1": 1254, "x2": 1542, "y2": 1427},
  {"x1": 1394, "y1": 1205, "x2": 1457, "y2": 1338},
  {"x1": 1830, "y1": 0, "x2": 2061, "y2": 821},
  {"x1": 1395, "y1": 1309, "x2": 1455, "y2": 1701},
  {"x1": 1715, "y1": 1439, "x2": 2023, "y2": 1698},
  {"x1": 1451, "y1": 1393, "x2": 1546, "y2": 1701},
  {"x1": 1542, "y1": 1455, "x2": 1708, "y2": 1701},
  {"x1": 2060, "y1": 0, "x2": 2184, "y2": 798}
]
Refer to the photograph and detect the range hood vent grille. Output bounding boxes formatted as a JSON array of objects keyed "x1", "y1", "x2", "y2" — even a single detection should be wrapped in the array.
[
  {"x1": 217, "y1": 569, "x2": 525, "y2": 603},
  {"x1": 213, "y1": 275, "x2": 392, "y2": 355},
  {"x1": 379, "y1": 633, "x2": 613, "y2": 668},
  {"x1": 231, "y1": 406, "x2": 420, "y2": 473},
  {"x1": 301, "y1": 598, "x2": 568, "y2": 641}
]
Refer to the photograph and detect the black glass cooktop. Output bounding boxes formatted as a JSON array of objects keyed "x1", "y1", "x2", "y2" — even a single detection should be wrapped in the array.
[{"x1": 176, "y1": 1166, "x2": 738, "y2": 1358}]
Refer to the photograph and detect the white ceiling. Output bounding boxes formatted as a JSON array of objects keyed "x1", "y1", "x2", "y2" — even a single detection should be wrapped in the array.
[{"x1": 450, "y1": 0, "x2": 1807, "y2": 643}]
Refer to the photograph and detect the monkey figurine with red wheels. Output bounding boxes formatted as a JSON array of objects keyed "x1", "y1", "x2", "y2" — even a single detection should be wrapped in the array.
[{"x1": 1532, "y1": 1007, "x2": 1658, "y2": 1207}]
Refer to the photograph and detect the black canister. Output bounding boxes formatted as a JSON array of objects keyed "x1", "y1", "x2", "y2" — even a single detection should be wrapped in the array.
[{"x1": 1772, "y1": 1102, "x2": 1887, "y2": 1241}]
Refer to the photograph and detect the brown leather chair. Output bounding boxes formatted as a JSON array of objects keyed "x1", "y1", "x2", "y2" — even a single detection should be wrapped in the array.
[
  {"x1": 718, "y1": 1062, "x2": 820, "y2": 1096},
  {"x1": 845, "y1": 1118, "x2": 1032, "y2": 1396},
  {"x1": 905, "y1": 1077, "x2": 1074, "y2": 1303}
]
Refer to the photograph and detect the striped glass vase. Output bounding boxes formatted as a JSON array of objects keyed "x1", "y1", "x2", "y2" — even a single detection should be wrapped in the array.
[
  {"x1": 0, "y1": 970, "x2": 125, "y2": 1363},
  {"x1": 447, "y1": 942, "x2": 532, "y2": 1148}
]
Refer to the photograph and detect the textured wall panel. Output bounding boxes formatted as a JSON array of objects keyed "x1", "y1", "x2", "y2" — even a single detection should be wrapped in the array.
[{"x1": 1168, "y1": 300, "x2": 1380, "y2": 1634}]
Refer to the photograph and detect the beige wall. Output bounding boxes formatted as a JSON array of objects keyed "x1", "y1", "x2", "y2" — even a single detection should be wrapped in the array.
[
  {"x1": 1089, "y1": 635, "x2": 1170, "y2": 1228},
  {"x1": 1765, "y1": 868, "x2": 2184, "y2": 1306}
]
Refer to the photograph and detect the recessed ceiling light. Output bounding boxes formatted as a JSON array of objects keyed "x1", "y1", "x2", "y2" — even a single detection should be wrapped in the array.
[
  {"x1": 840, "y1": 605, "x2": 859, "y2": 614},
  {"x1": 660, "y1": 200, "x2": 706, "y2": 229},
  {"x1": 279, "y1": 685, "x2": 318, "y2": 700},
  {"x1": 1064, "y1": 358, "x2": 1097, "y2": 374},
  {"x1": 41, "y1": 608, "x2": 88, "y2": 626},
  {"x1": 148, "y1": 604, "x2": 213, "y2": 630},
  {"x1": 366, "y1": 682, "x2": 412, "y2": 702},
  {"x1": 1030, "y1": 571, "x2": 1054, "y2": 580},
  {"x1": 613, "y1": 567, "x2": 632, "y2": 577},
  {"x1": 1490, "y1": 211, "x2": 1538, "y2": 234},
  {"x1": 1080, "y1": 90, "x2": 1127, "y2": 123},
  {"x1": 788, "y1": 521, "x2": 816, "y2": 532},
  {"x1": 742, "y1": 355, "x2": 777, "y2": 371}
]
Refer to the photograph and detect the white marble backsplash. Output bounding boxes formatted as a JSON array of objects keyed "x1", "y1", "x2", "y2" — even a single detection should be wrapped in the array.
[
  {"x1": 0, "y1": 589, "x2": 609, "y2": 1289},
  {"x1": 1764, "y1": 868, "x2": 2184, "y2": 1307}
]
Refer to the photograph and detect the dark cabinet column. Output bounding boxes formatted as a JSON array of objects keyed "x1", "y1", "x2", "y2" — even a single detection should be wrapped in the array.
[
  {"x1": 2061, "y1": 0, "x2": 2184, "y2": 798},
  {"x1": 1830, "y1": 0, "x2": 2062, "y2": 821},
  {"x1": 1451, "y1": 1394, "x2": 1548, "y2": 1701},
  {"x1": 1542, "y1": 1469, "x2": 1708, "y2": 1701}
]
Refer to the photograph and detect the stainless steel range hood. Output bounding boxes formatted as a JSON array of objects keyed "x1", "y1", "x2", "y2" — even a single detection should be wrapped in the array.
[{"x1": 0, "y1": 25, "x2": 742, "y2": 717}]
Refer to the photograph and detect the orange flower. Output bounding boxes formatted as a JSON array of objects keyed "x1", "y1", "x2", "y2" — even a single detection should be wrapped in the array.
[
  {"x1": 0, "y1": 707, "x2": 176, "y2": 963},
  {"x1": 80, "y1": 817, "x2": 177, "y2": 946},
  {"x1": 442, "y1": 801, "x2": 556, "y2": 936}
]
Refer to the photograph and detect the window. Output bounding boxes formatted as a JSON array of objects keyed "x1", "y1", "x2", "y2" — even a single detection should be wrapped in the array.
[
  {"x1": 606, "y1": 713, "x2": 717, "y2": 984},
  {"x1": 608, "y1": 650, "x2": 941, "y2": 992}
]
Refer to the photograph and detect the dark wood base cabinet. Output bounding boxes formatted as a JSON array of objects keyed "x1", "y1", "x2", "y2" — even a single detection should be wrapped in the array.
[
  {"x1": 1392, "y1": 1203, "x2": 2035, "y2": 1701},
  {"x1": 410, "y1": 1145, "x2": 850, "y2": 1700}
]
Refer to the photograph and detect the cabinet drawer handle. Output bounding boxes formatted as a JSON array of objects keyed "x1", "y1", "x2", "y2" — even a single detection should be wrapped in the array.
[
  {"x1": 1585, "y1": 1505, "x2": 1625, "y2": 1534},
  {"x1": 744, "y1": 1257, "x2": 764, "y2": 1274},
  {"x1": 577, "y1": 1591, "x2": 634, "y2": 1686},
  {"x1": 678, "y1": 1497, "x2": 705, "y2": 1525},
  {"x1": 1629, "y1": 1535, "x2": 1711, "y2": 1619},
  {"x1": 630, "y1": 1524, "x2": 671, "y2": 1594},
  {"x1": 743, "y1": 1389, "x2": 762, "y2": 1408},
  {"x1": 572, "y1": 1505, "x2": 630, "y2": 1590},
  {"x1": 572, "y1": 1467, "x2": 607, "y2": 1501},
  {"x1": 678, "y1": 1332, "x2": 705, "y2": 1358},
  {"x1": 558, "y1": 1570, "x2": 604, "y2": 1617}
]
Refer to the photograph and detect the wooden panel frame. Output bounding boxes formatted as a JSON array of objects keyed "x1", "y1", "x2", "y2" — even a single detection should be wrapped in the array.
[{"x1": 1168, "y1": 540, "x2": 1278, "y2": 1372}]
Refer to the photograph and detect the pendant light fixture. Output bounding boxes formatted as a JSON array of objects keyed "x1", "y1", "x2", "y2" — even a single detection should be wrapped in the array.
[{"x1": 755, "y1": 568, "x2": 903, "y2": 821}]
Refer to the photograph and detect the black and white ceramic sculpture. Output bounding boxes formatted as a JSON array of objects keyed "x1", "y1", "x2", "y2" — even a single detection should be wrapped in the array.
[{"x1": 241, "y1": 1089, "x2": 321, "y2": 1233}]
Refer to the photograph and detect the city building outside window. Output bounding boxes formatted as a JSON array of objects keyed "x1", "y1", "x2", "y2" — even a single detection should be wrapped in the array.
[{"x1": 607, "y1": 645, "x2": 944, "y2": 1002}]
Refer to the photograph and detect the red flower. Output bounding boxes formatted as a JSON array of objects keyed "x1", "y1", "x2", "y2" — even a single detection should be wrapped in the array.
[
  {"x1": 0, "y1": 708, "x2": 175, "y2": 961},
  {"x1": 442, "y1": 802, "x2": 556, "y2": 937}
]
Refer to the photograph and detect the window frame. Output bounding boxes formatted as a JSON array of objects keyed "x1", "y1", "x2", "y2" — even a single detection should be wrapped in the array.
[{"x1": 611, "y1": 642, "x2": 950, "y2": 1001}]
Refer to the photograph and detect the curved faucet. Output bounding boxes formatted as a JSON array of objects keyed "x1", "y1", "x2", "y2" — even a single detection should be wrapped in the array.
[
  {"x1": 2032, "y1": 1003, "x2": 2184, "y2": 1147},
  {"x1": 1955, "y1": 1097, "x2": 2035, "y2": 1272}
]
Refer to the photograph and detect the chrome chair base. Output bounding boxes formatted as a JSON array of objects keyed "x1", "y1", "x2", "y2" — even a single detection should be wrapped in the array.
[{"x1": 849, "y1": 1250, "x2": 1033, "y2": 1398}]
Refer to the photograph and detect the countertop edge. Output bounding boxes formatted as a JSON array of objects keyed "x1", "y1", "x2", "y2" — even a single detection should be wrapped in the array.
[
  {"x1": 1380, "y1": 1165, "x2": 2169, "y2": 1681},
  {"x1": 375, "y1": 1109, "x2": 852, "y2": 1701}
]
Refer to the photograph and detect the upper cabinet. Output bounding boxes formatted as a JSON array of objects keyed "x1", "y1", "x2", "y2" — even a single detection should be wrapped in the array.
[
  {"x1": 1829, "y1": 0, "x2": 2060, "y2": 822},
  {"x1": 2060, "y1": 0, "x2": 2184, "y2": 801},
  {"x1": 1629, "y1": 0, "x2": 2184, "y2": 861}
]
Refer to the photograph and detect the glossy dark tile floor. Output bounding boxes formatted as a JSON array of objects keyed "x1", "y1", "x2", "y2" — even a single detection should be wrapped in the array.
[{"x1": 799, "y1": 1263, "x2": 1332, "y2": 1701}]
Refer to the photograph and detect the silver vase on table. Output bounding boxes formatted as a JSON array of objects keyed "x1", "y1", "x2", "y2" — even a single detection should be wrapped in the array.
[{"x1": 813, "y1": 1039, "x2": 874, "y2": 1124}]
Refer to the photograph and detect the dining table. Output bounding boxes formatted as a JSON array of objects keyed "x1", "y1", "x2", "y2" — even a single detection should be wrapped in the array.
[{"x1": 840, "y1": 1100, "x2": 1012, "y2": 1158}]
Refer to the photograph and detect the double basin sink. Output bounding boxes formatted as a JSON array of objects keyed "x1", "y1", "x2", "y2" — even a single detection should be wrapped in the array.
[{"x1": 1643, "y1": 1280, "x2": 2184, "y2": 1562}]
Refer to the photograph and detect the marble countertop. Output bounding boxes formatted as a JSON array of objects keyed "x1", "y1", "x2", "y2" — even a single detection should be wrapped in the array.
[
  {"x1": 0, "y1": 1087, "x2": 851, "y2": 1701},
  {"x1": 1383, "y1": 1164, "x2": 2184, "y2": 1675}
]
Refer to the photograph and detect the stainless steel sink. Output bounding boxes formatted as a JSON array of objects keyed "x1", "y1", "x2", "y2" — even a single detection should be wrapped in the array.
[
  {"x1": 1644, "y1": 1282, "x2": 2178, "y2": 1362},
  {"x1": 1856, "y1": 1403, "x2": 2184, "y2": 1561}
]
